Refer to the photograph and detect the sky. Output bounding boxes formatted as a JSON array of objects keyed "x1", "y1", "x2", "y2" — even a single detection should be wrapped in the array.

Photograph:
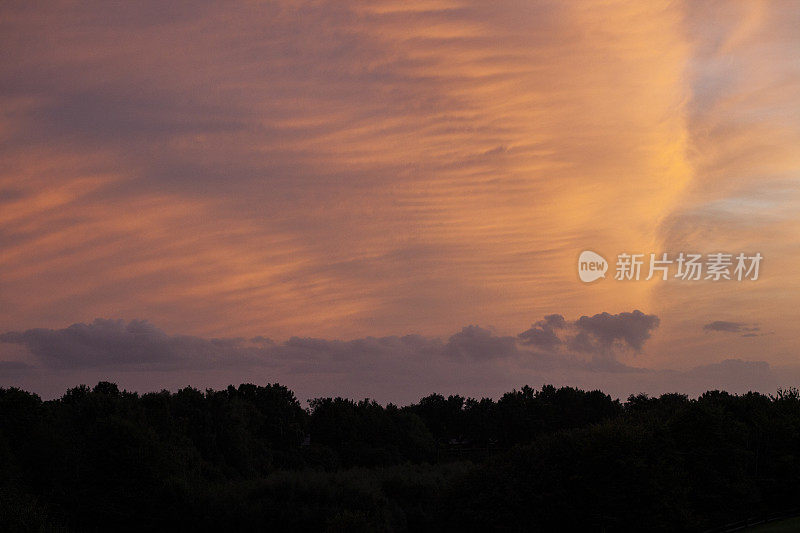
[{"x1": 1, "y1": 0, "x2": 799, "y2": 403}]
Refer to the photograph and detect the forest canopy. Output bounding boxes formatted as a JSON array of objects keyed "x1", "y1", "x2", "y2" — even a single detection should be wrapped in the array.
[{"x1": 2, "y1": 382, "x2": 800, "y2": 531}]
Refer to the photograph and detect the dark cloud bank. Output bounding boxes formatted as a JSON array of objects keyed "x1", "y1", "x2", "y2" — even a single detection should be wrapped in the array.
[{"x1": 0, "y1": 312, "x2": 786, "y2": 402}]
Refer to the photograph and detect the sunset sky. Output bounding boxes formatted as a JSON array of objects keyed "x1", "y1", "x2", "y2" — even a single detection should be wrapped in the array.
[{"x1": 1, "y1": 0, "x2": 799, "y2": 402}]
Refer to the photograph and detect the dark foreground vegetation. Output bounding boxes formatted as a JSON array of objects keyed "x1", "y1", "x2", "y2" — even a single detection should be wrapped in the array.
[{"x1": 2, "y1": 383, "x2": 800, "y2": 532}]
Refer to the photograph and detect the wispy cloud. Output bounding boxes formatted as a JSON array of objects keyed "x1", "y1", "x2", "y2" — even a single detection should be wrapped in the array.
[
  {"x1": 0, "y1": 0, "x2": 796, "y2": 380},
  {"x1": 0, "y1": 0, "x2": 692, "y2": 341}
]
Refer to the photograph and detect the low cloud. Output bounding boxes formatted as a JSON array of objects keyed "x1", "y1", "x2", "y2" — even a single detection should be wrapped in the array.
[
  {"x1": 0, "y1": 319, "x2": 268, "y2": 370},
  {"x1": 518, "y1": 314, "x2": 565, "y2": 351},
  {"x1": 445, "y1": 326, "x2": 519, "y2": 360},
  {"x1": 0, "y1": 313, "x2": 788, "y2": 403},
  {"x1": 519, "y1": 310, "x2": 660, "y2": 355},
  {"x1": 2, "y1": 312, "x2": 661, "y2": 374},
  {"x1": 573, "y1": 311, "x2": 660, "y2": 352},
  {"x1": 703, "y1": 321, "x2": 763, "y2": 337}
]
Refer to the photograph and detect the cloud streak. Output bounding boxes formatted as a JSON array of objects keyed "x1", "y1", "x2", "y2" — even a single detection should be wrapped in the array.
[
  {"x1": 0, "y1": 0, "x2": 797, "y2": 383},
  {"x1": 703, "y1": 321, "x2": 758, "y2": 334},
  {"x1": 0, "y1": 0, "x2": 694, "y2": 341}
]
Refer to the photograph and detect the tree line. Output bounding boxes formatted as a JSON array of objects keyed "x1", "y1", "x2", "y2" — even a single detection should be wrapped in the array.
[{"x1": 2, "y1": 382, "x2": 800, "y2": 531}]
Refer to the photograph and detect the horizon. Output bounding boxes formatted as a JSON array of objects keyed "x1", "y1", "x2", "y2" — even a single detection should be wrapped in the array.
[{"x1": 6, "y1": 377, "x2": 795, "y2": 407}]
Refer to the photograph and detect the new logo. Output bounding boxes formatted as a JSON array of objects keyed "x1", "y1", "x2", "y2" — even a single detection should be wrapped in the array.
[{"x1": 578, "y1": 250, "x2": 607, "y2": 283}]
